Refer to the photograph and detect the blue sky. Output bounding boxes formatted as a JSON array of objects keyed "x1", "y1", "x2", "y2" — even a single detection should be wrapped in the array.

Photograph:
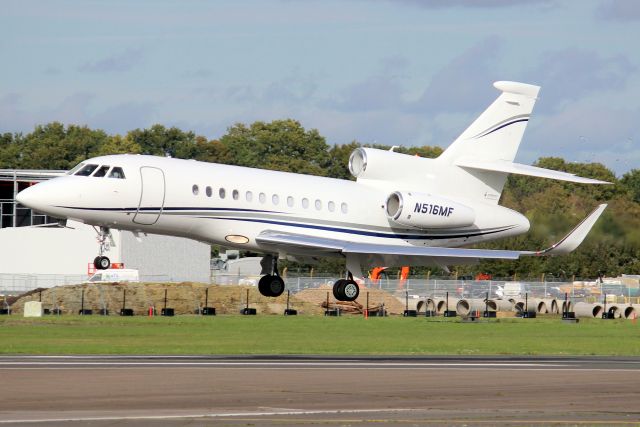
[{"x1": 2, "y1": 0, "x2": 639, "y2": 175}]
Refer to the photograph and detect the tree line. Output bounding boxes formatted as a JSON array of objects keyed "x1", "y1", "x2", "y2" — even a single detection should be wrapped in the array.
[{"x1": 2, "y1": 120, "x2": 640, "y2": 279}]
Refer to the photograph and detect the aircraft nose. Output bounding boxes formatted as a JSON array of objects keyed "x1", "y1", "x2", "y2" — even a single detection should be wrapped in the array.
[{"x1": 16, "y1": 183, "x2": 48, "y2": 211}]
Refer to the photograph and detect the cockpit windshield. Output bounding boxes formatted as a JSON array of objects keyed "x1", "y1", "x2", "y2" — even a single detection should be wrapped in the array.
[
  {"x1": 93, "y1": 165, "x2": 110, "y2": 177},
  {"x1": 73, "y1": 163, "x2": 126, "y2": 178},
  {"x1": 75, "y1": 164, "x2": 98, "y2": 176},
  {"x1": 67, "y1": 163, "x2": 85, "y2": 175},
  {"x1": 108, "y1": 167, "x2": 126, "y2": 179}
]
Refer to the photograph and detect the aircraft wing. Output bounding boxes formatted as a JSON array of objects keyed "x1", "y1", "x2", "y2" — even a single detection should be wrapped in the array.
[{"x1": 255, "y1": 204, "x2": 607, "y2": 265}]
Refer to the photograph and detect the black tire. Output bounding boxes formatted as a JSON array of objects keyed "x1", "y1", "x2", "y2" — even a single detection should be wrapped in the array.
[
  {"x1": 333, "y1": 279, "x2": 346, "y2": 300},
  {"x1": 268, "y1": 276, "x2": 285, "y2": 297},
  {"x1": 342, "y1": 280, "x2": 359, "y2": 302},
  {"x1": 94, "y1": 256, "x2": 110, "y2": 270},
  {"x1": 258, "y1": 275, "x2": 274, "y2": 297}
]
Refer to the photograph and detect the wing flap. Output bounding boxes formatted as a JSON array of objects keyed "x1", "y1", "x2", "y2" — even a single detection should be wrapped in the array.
[{"x1": 257, "y1": 231, "x2": 520, "y2": 260}]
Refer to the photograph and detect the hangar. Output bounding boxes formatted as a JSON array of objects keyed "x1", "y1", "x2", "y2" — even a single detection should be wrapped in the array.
[{"x1": 0, "y1": 169, "x2": 211, "y2": 292}]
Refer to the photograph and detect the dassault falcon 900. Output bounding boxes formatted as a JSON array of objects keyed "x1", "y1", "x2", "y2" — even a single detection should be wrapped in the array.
[{"x1": 17, "y1": 81, "x2": 608, "y2": 302}]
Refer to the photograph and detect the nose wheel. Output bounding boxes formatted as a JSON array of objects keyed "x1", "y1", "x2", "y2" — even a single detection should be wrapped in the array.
[
  {"x1": 94, "y1": 256, "x2": 111, "y2": 270},
  {"x1": 93, "y1": 226, "x2": 113, "y2": 270}
]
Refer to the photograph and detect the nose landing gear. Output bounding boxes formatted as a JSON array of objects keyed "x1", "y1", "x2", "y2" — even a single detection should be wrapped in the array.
[
  {"x1": 258, "y1": 255, "x2": 285, "y2": 297},
  {"x1": 93, "y1": 226, "x2": 113, "y2": 270}
]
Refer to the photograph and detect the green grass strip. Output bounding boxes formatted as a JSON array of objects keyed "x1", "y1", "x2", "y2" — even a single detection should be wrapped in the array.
[{"x1": 0, "y1": 315, "x2": 638, "y2": 355}]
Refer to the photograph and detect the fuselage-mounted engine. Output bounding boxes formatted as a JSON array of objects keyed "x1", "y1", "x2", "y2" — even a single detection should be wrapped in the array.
[{"x1": 385, "y1": 191, "x2": 476, "y2": 229}]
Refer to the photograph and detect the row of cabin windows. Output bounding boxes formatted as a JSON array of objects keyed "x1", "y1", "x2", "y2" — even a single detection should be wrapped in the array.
[
  {"x1": 192, "y1": 184, "x2": 348, "y2": 213},
  {"x1": 69, "y1": 163, "x2": 126, "y2": 179}
]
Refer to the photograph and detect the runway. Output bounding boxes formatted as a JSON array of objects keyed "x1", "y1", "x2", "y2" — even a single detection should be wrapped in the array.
[{"x1": 0, "y1": 356, "x2": 639, "y2": 426}]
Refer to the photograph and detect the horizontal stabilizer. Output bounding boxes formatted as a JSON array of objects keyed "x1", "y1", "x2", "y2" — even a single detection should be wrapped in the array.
[{"x1": 455, "y1": 159, "x2": 610, "y2": 184}]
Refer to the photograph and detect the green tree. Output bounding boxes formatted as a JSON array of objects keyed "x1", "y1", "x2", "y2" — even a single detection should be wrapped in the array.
[
  {"x1": 20, "y1": 122, "x2": 109, "y2": 170},
  {"x1": 219, "y1": 119, "x2": 331, "y2": 175},
  {"x1": 127, "y1": 124, "x2": 201, "y2": 159},
  {"x1": 97, "y1": 134, "x2": 142, "y2": 156}
]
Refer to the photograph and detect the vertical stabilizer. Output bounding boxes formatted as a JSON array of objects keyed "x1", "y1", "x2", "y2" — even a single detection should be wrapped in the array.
[
  {"x1": 439, "y1": 81, "x2": 540, "y2": 164},
  {"x1": 436, "y1": 81, "x2": 540, "y2": 204}
]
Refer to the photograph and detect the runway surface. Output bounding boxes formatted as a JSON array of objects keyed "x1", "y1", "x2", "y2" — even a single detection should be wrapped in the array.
[{"x1": 0, "y1": 355, "x2": 639, "y2": 426}]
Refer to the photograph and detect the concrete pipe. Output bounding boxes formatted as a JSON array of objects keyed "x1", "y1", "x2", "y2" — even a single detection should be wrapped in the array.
[
  {"x1": 456, "y1": 299, "x2": 492, "y2": 316},
  {"x1": 514, "y1": 301, "x2": 525, "y2": 314},
  {"x1": 604, "y1": 304, "x2": 622, "y2": 319},
  {"x1": 557, "y1": 300, "x2": 574, "y2": 314},
  {"x1": 436, "y1": 297, "x2": 459, "y2": 314},
  {"x1": 492, "y1": 299, "x2": 515, "y2": 312},
  {"x1": 550, "y1": 299, "x2": 560, "y2": 314},
  {"x1": 515, "y1": 299, "x2": 542, "y2": 314},
  {"x1": 620, "y1": 305, "x2": 636, "y2": 319},
  {"x1": 534, "y1": 299, "x2": 548, "y2": 314},
  {"x1": 423, "y1": 298, "x2": 438, "y2": 313},
  {"x1": 541, "y1": 299, "x2": 555, "y2": 314},
  {"x1": 574, "y1": 302, "x2": 604, "y2": 318},
  {"x1": 484, "y1": 299, "x2": 498, "y2": 311}
]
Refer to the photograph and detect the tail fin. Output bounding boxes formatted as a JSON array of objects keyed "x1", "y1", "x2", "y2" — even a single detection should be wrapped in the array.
[{"x1": 439, "y1": 81, "x2": 540, "y2": 164}]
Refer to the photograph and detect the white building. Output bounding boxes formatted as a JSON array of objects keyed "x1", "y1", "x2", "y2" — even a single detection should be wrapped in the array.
[{"x1": 0, "y1": 169, "x2": 210, "y2": 293}]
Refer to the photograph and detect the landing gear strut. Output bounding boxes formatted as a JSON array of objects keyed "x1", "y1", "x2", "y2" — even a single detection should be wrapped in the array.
[
  {"x1": 333, "y1": 272, "x2": 359, "y2": 302},
  {"x1": 258, "y1": 255, "x2": 285, "y2": 297},
  {"x1": 93, "y1": 226, "x2": 112, "y2": 270}
]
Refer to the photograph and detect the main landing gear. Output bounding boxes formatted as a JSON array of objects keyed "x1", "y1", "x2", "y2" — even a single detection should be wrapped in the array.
[
  {"x1": 93, "y1": 226, "x2": 112, "y2": 270},
  {"x1": 258, "y1": 255, "x2": 285, "y2": 298},
  {"x1": 332, "y1": 273, "x2": 360, "y2": 302}
]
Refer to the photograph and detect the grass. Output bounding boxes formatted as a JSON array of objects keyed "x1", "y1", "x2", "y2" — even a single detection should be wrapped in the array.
[{"x1": 0, "y1": 315, "x2": 639, "y2": 356}]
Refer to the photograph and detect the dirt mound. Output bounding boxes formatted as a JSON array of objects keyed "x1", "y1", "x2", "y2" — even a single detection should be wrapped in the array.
[
  {"x1": 8, "y1": 283, "x2": 325, "y2": 316},
  {"x1": 8, "y1": 282, "x2": 406, "y2": 316},
  {"x1": 295, "y1": 284, "x2": 405, "y2": 315}
]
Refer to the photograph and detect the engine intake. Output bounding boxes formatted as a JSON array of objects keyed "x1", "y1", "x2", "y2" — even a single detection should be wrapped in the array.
[{"x1": 385, "y1": 191, "x2": 475, "y2": 229}]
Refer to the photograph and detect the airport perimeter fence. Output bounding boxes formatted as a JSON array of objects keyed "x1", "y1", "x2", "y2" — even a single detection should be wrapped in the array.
[
  {"x1": 212, "y1": 274, "x2": 640, "y2": 305},
  {"x1": 0, "y1": 273, "x2": 173, "y2": 295},
  {"x1": 3, "y1": 273, "x2": 639, "y2": 315}
]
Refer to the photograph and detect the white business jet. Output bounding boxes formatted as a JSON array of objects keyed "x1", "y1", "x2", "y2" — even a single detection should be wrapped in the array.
[{"x1": 17, "y1": 81, "x2": 608, "y2": 302}]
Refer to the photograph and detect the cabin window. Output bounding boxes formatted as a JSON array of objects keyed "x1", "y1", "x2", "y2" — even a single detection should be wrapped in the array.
[
  {"x1": 192, "y1": 185, "x2": 199, "y2": 195},
  {"x1": 219, "y1": 188, "x2": 226, "y2": 199},
  {"x1": 93, "y1": 165, "x2": 110, "y2": 177},
  {"x1": 67, "y1": 163, "x2": 85, "y2": 175},
  {"x1": 206, "y1": 186, "x2": 212, "y2": 197},
  {"x1": 75, "y1": 164, "x2": 98, "y2": 176},
  {"x1": 302, "y1": 198, "x2": 309, "y2": 209},
  {"x1": 328, "y1": 201, "x2": 335, "y2": 212},
  {"x1": 246, "y1": 191, "x2": 253, "y2": 202},
  {"x1": 108, "y1": 167, "x2": 126, "y2": 179},
  {"x1": 272, "y1": 194, "x2": 279, "y2": 205},
  {"x1": 232, "y1": 189, "x2": 239, "y2": 200},
  {"x1": 287, "y1": 196, "x2": 294, "y2": 207},
  {"x1": 341, "y1": 202, "x2": 348, "y2": 214},
  {"x1": 259, "y1": 192, "x2": 266, "y2": 203},
  {"x1": 315, "y1": 199, "x2": 322, "y2": 210}
]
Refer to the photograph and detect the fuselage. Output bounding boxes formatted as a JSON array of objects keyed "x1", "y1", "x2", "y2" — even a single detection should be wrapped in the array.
[{"x1": 16, "y1": 154, "x2": 530, "y2": 255}]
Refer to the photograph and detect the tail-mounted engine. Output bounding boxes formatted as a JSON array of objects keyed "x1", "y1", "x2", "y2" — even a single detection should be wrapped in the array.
[{"x1": 385, "y1": 191, "x2": 476, "y2": 229}]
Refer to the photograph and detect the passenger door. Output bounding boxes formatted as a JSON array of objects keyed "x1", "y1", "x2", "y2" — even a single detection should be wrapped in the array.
[{"x1": 133, "y1": 166, "x2": 165, "y2": 225}]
